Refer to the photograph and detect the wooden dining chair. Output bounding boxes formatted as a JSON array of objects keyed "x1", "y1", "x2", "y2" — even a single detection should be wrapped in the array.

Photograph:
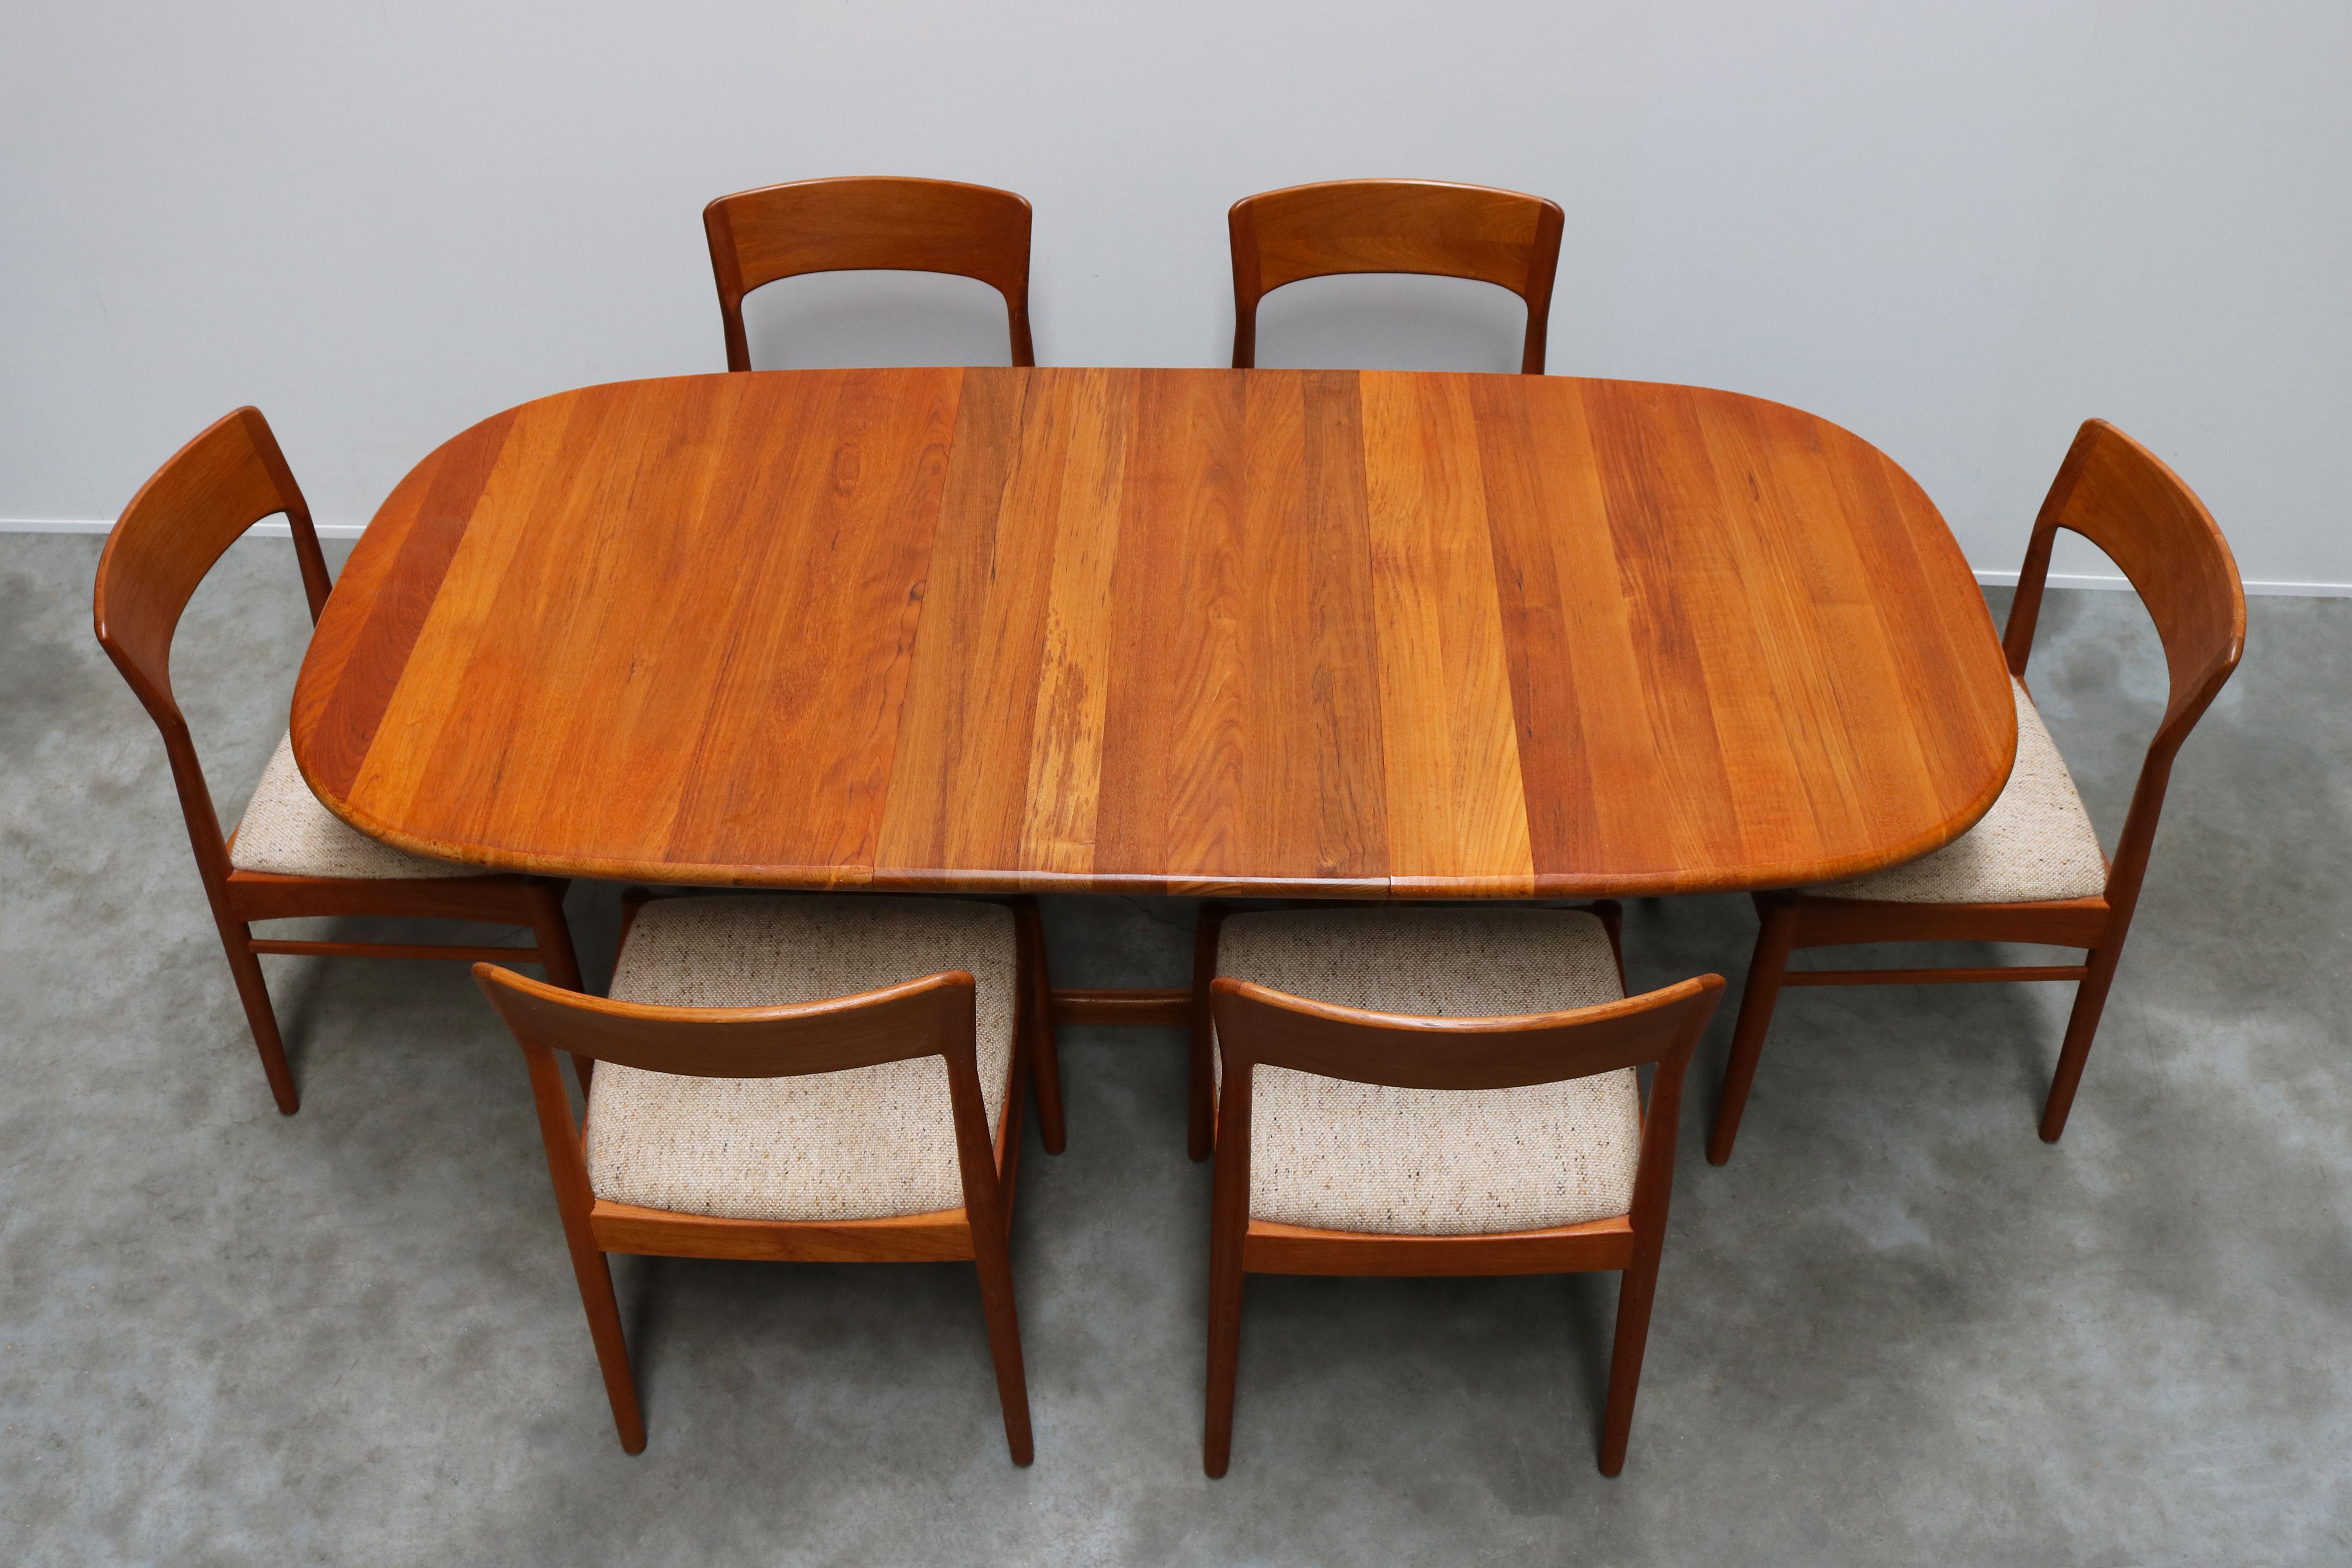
[
  {"x1": 1227, "y1": 178, "x2": 1566, "y2": 373},
  {"x1": 473, "y1": 890, "x2": 1049, "y2": 1460},
  {"x1": 702, "y1": 176, "x2": 1036, "y2": 371},
  {"x1": 1192, "y1": 904, "x2": 1722, "y2": 1476},
  {"x1": 1708, "y1": 419, "x2": 2247, "y2": 1160},
  {"x1": 92, "y1": 407, "x2": 582, "y2": 1116}
]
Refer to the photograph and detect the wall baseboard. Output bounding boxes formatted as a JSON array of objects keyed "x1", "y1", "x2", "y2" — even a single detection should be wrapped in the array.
[
  {"x1": 4, "y1": 518, "x2": 2345, "y2": 595},
  {"x1": 1972, "y1": 568, "x2": 2350, "y2": 598},
  {"x1": 3, "y1": 517, "x2": 367, "y2": 540}
]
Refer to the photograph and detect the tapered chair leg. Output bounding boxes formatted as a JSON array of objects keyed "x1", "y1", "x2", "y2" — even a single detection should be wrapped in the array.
[
  {"x1": 1029, "y1": 1014, "x2": 1067, "y2": 1155},
  {"x1": 1188, "y1": 913, "x2": 1222, "y2": 1164},
  {"x1": 526, "y1": 882, "x2": 584, "y2": 992},
  {"x1": 1202, "y1": 1200, "x2": 1247, "y2": 1475},
  {"x1": 1187, "y1": 1046, "x2": 1216, "y2": 1165},
  {"x1": 1598, "y1": 1243, "x2": 1665, "y2": 1476},
  {"x1": 521, "y1": 885, "x2": 595, "y2": 1095},
  {"x1": 1016, "y1": 902, "x2": 1066, "y2": 1155},
  {"x1": 970, "y1": 1219, "x2": 1035, "y2": 1465},
  {"x1": 2040, "y1": 941, "x2": 2126, "y2": 1143},
  {"x1": 567, "y1": 1243, "x2": 645, "y2": 1454},
  {"x1": 1708, "y1": 896, "x2": 1799, "y2": 1165},
  {"x1": 1201, "y1": 1271, "x2": 1244, "y2": 1476},
  {"x1": 1593, "y1": 900, "x2": 1628, "y2": 991},
  {"x1": 218, "y1": 921, "x2": 298, "y2": 1114}
]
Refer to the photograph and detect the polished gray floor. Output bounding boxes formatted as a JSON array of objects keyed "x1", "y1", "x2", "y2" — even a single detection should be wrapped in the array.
[{"x1": 4, "y1": 532, "x2": 2345, "y2": 1565}]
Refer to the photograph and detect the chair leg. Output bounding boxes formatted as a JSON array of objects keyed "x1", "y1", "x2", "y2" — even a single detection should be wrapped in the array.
[
  {"x1": 1187, "y1": 913, "x2": 1220, "y2": 1164},
  {"x1": 1017, "y1": 902, "x2": 1066, "y2": 1155},
  {"x1": 1187, "y1": 1040, "x2": 1215, "y2": 1164},
  {"x1": 1708, "y1": 897, "x2": 1799, "y2": 1165},
  {"x1": 969, "y1": 1212, "x2": 1035, "y2": 1465},
  {"x1": 2040, "y1": 941, "x2": 2125, "y2": 1143},
  {"x1": 1030, "y1": 1018, "x2": 1067, "y2": 1155},
  {"x1": 567, "y1": 1243, "x2": 645, "y2": 1454},
  {"x1": 1187, "y1": 1065, "x2": 1216, "y2": 1163},
  {"x1": 218, "y1": 920, "x2": 299, "y2": 1115},
  {"x1": 522, "y1": 884, "x2": 594, "y2": 1096},
  {"x1": 1202, "y1": 1216, "x2": 1246, "y2": 1477},
  {"x1": 1593, "y1": 899, "x2": 1627, "y2": 992},
  {"x1": 997, "y1": 1061, "x2": 1030, "y2": 1229},
  {"x1": 525, "y1": 882, "x2": 584, "y2": 991},
  {"x1": 1598, "y1": 1242, "x2": 1666, "y2": 1476}
]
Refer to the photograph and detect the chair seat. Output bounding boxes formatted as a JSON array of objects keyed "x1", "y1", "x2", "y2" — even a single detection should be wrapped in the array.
[
  {"x1": 1216, "y1": 907, "x2": 1637, "y2": 1237},
  {"x1": 586, "y1": 896, "x2": 1018, "y2": 1223},
  {"x1": 229, "y1": 733, "x2": 475, "y2": 880},
  {"x1": 1807, "y1": 677, "x2": 2108, "y2": 906}
]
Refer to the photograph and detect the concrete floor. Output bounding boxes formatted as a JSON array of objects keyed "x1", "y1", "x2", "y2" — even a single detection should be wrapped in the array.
[{"x1": 4, "y1": 530, "x2": 2346, "y2": 1565}]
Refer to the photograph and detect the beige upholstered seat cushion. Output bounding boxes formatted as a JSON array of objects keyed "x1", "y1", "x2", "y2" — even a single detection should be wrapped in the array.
[
  {"x1": 1216, "y1": 907, "x2": 1639, "y2": 1238},
  {"x1": 1807, "y1": 678, "x2": 2108, "y2": 905},
  {"x1": 228, "y1": 733, "x2": 475, "y2": 880},
  {"x1": 586, "y1": 895, "x2": 1018, "y2": 1223}
]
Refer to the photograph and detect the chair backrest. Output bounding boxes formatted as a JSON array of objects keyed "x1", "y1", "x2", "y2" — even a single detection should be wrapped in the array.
[
  {"x1": 2004, "y1": 425, "x2": 2239, "y2": 921},
  {"x1": 91, "y1": 407, "x2": 332, "y2": 884},
  {"x1": 2002, "y1": 419, "x2": 2247, "y2": 912},
  {"x1": 702, "y1": 176, "x2": 1036, "y2": 372},
  {"x1": 1227, "y1": 178, "x2": 1566, "y2": 374},
  {"x1": 1207, "y1": 973, "x2": 1723, "y2": 1232},
  {"x1": 473, "y1": 963, "x2": 1006, "y2": 1232}
]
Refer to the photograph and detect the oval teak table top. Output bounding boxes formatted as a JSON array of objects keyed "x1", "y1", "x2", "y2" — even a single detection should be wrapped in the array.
[{"x1": 292, "y1": 368, "x2": 2016, "y2": 897}]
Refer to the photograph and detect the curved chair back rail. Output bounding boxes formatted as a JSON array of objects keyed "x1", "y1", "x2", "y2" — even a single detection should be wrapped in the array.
[
  {"x1": 94, "y1": 407, "x2": 328, "y2": 803},
  {"x1": 1228, "y1": 178, "x2": 1566, "y2": 373},
  {"x1": 2004, "y1": 419, "x2": 2248, "y2": 887},
  {"x1": 91, "y1": 409, "x2": 580, "y2": 1115},
  {"x1": 473, "y1": 962, "x2": 978, "y2": 1078},
  {"x1": 704, "y1": 175, "x2": 1036, "y2": 370},
  {"x1": 1709, "y1": 417, "x2": 2248, "y2": 1160},
  {"x1": 1202, "y1": 971, "x2": 1724, "y2": 1478}
]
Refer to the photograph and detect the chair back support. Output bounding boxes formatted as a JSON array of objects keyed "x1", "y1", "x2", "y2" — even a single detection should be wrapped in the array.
[
  {"x1": 475, "y1": 962, "x2": 980, "y2": 1080},
  {"x1": 2002, "y1": 419, "x2": 2247, "y2": 909},
  {"x1": 703, "y1": 176, "x2": 1036, "y2": 371},
  {"x1": 93, "y1": 407, "x2": 329, "y2": 720},
  {"x1": 1227, "y1": 179, "x2": 1566, "y2": 373},
  {"x1": 1208, "y1": 973, "x2": 1723, "y2": 1230},
  {"x1": 473, "y1": 962, "x2": 1005, "y2": 1230},
  {"x1": 91, "y1": 407, "x2": 332, "y2": 883},
  {"x1": 2004, "y1": 419, "x2": 2245, "y2": 732}
]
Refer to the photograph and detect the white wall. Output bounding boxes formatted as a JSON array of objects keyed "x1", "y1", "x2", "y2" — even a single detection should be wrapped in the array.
[{"x1": 5, "y1": 0, "x2": 2347, "y2": 588}]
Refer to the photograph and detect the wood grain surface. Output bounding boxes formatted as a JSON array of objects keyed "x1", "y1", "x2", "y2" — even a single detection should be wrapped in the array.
[{"x1": 291, "y1": 368, "x2": 2015, "y2": 898}]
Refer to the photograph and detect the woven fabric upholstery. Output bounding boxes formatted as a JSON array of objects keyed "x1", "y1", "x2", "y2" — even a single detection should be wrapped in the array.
[
  {"x1": 1808, "y1": 678, "x2": 2109, "y2": 905},
  {"x1": 587, "y1": 895, "x2": 1018, "y2": 1223},
  {"x1": 228, "y1": 733, "x2": 475, "y2": 880},
  {"x1": 1216, "y1": 907, "x2": 1639, "y2": 1237}
]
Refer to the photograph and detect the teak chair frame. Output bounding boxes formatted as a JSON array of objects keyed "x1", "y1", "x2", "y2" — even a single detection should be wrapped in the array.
[
  {"x1": 1227, "y1": 178, "x2": 1566, "y2": 374},
  {"x1": 1203, "y1": 969, "x2": 1724, "y2": 1477},
  {"x1": 703, "y1": 175, "x2": 1036, "y2": 372},
  {"x1": 1708, "y1": 418, "x2": 2247, "y2": 1159},
  {"x1": 92, "y1": 407, "x2": 581, "y2": 1116},
  {"x1": 1186, "y1": 900, "x2": 1630, "y2": 1163},
  {"x1": 472, "y1": 888, "x2": 1055, "y2": 1461}
]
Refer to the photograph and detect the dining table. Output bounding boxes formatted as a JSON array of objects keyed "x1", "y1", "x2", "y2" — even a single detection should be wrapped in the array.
[{"x1": 290, "y1": 366, "x2": 2016, "y2": 1021}]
